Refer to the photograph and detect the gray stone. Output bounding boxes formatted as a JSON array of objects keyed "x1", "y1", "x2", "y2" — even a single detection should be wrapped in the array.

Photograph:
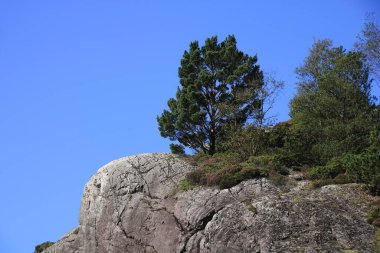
[{"x1": 47, "y1": 153, "x2": 376, "y2": 253}]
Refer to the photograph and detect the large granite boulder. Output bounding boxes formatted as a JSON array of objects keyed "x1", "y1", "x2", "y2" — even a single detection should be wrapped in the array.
[{"x1": 47, "y1": 153, "x2": 376, "y2": 253}]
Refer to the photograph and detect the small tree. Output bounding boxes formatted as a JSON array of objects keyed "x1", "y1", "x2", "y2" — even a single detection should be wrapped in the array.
[
  {"x1": 157, "y1": 35, "x2": 264, "y2": 155},
  {"x1": 255, "y1": 73, "x2": 284, "y2": 127}
]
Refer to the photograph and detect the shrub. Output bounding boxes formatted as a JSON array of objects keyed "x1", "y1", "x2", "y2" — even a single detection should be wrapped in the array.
[
  {"x1": 217, "y1": 164, "x2": 267, "y2": 189},
  {"x1": 218, "y1": 175, "x2": 242, "y2": 189},
  {"x1": 215, "y1": 165, "x2": 242, "y2": 189},
  {"x1": 219, "y1": 126, "x2": 266, "y2": 160},
  {"x1": 185, "y1": 151, "x2": 270, "y2": 189},
  {"x1": 171, "y1": 179, "x2": 193, "y2": 195},
  {"x1": 186, "y1": 169, "x2": 207, "y2": 185},
  {"x1": 248, "y1": 155, "x2": 278, "y2": 169},
  {"x1": 35, "y1": 241, "x2": 54, "y2": 253},
  {"x1": 178, "y1": 179, "x2": 192, "y2": 191},
  {"x1": 206, "y1": 173, "x2": 221, "y2": 186},
  {"x1": 248, "y1": 155, "x2": 289, "y2": 175},
  {"x1": 308, "y1": 159, "x2": 345, "y2": 180},
  {"x1": 239, "y1": 167, "x2": 261, "y2": 179},
  {"x1": 184, "y1": 152, "x2": 211, "y2": 166},
  {"x1": 190, "y1": 152, "x2": 242, "y2": 172},
  {"x1": 268, "y1": 171, "x2": 289, "y2": 187},
  {"x1": 343, "y1": 147, "x2": 380, "y2": 195},
  {"x1": 186, "y1": 161, "x2": 266, "y2": 189},
  {"x1": 275, "y1": 153, "x2": 302, "y2": 168},
  {"x1": 332, "y1": 173, "x2": 351, "y2": 184}
]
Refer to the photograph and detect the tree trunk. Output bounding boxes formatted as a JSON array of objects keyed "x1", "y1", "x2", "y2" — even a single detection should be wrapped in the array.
[{"x1": 209, "y1": 126, "x2": 216, "y2": 155}]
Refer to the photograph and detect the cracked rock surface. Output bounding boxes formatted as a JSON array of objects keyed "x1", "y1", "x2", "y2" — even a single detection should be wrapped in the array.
[{"x1": 47, "y1": 153, "x2": 376, "y2": 253}]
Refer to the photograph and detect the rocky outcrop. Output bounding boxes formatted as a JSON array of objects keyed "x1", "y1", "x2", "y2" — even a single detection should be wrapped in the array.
[{"x1": 47, "y1": 153, "x2": 376, "y2": 253}]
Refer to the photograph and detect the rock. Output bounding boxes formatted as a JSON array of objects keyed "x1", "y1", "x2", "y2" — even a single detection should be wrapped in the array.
[{"x1": 46, "y1": 153, "x2": 375, "y2": 253}]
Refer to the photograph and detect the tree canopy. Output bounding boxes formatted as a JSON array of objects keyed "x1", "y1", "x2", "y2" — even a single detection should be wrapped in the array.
[
  {"x1": 289, "y1": 39, "x2": 375, "y2": 164},
  {"x1": 157, "y1": 35, "x2": 263, "y2": 155}
]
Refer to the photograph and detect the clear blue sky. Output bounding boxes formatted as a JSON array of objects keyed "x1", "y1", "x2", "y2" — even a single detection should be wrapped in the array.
[{"x1": 0, "y1": 1, "x2": 379, "y2": 252}]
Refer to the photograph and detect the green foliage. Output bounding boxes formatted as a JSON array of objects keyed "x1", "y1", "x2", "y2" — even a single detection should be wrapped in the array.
[
  {"x1": 288, "y1": 39, "x2": 375, "y2": 165},
  {"x1": 35, "y1": 241, "x2": 54, "y2": 253},
  {"x1": 342, "y1": 132, "x2": 380, "y2": 195},
  {"x1": 306, "y1": 130, "x2": 380, "y2": 194},
  {"x1": 157, "y1": 35, "x2": 263, "y2": 155},
  {"x1": 219, "y1": 125, "x2": 266, "y2": 160},
  {"x1": 248, "y1": 155, "x2": 277, "y2": 172},
  {"x1": 248, "y1": 154, "x2": 291, "y2": 176},
  {"x1": 265, "y1": 121, "x2": 291, "y2": 150},
  {"x1": 178, "y1": 179, "x2": 192, "y2": 191},
  {"x1": 169, "y1": 143, "x2": 185, "y2": 155},
  {"x1": 308, "y1": 159, "x2": 345, "y2": 180},
  {"x1": 164, "y1": 33, "x2": 379, "y2": 194},
  {"x1": 171, "y1": 179, "x2": 193, "y2": 195},
  {"x1": 220, "y1": 121, "x2": 291, "y2": 161},
  {"x1": 343, "y1": 151, "x2": 380, "y2": 195}
]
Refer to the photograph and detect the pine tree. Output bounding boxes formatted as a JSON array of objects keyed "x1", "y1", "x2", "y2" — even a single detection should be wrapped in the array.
[{"x1": 157, "y1": 35, "x2": 263, "y2": 155}]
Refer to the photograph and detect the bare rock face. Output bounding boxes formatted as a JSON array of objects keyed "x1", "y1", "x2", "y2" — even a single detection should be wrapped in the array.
[{"x1": 47, "y1": 153, "x2": 375, "y2": 253}]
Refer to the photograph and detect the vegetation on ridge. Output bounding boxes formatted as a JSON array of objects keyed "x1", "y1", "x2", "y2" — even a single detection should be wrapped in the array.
[{"x1": 159, "y1": 18, "x2": 380, "y2": 194}]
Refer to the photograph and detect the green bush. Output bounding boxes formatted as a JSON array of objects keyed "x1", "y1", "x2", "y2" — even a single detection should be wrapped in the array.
[
  {"x1": 218, "y1": 173, "x2": 243, "y2": 189},
  {"x1": 220, "y1": 121, "x2": 294, "y2": 161},
  {"x1": 248, "y1": 155, "x2": 278, "y2": 169},
  {"x1": 308, "y1": 159, "x2": 345, "y2": 180},
  {"x1": 248, "y1": 155, "x2": 289, "y2": 175},
  {"x1": 343, "y1": 147, "x2": 380, "y2": 195}
]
